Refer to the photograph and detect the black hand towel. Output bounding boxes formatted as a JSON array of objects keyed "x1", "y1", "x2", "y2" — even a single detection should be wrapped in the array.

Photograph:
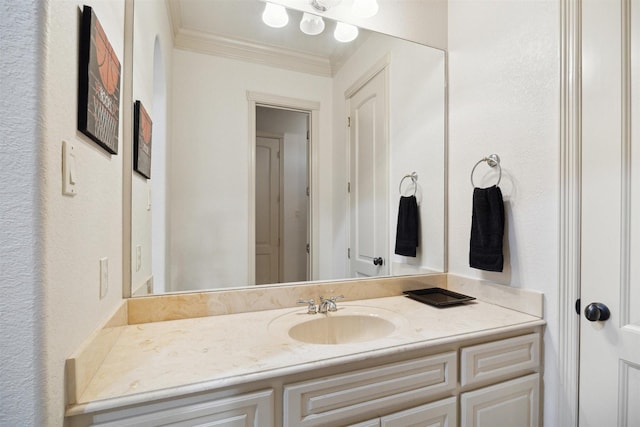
[
  {"x1": 395, "y1": 195, "x2": 419, "y2": 257},
  {"x1": 469, "y1": 185, "x2": 504, "y2": 272}
]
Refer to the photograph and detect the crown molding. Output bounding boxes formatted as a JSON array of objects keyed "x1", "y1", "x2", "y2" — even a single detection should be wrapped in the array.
[
  {"x1": 165, "y1": 0, "x2": 181, "y2": 42},
  {"x1": 173, "y1": 29, "x2": 333, "y2": 77},
  {"x1": 165, "y1": 0, "x2": 332, "y2": 76}
]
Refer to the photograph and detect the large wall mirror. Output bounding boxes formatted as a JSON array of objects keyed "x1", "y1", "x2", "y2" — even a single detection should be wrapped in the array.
[{"x1": 129, "y1": 0, "x2": 447, "y2": 296}]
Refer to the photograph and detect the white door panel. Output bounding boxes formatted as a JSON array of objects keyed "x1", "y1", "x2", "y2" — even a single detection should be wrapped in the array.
[
  {"x1": 255, "y1": 136, "x2": 280, "y2": 284},
  {"x1": 349, "y1": 69, "x2": 389, "y2": 278},
  {"x1": 580, "y1": 1, "x2": 640, "y2": 425}
]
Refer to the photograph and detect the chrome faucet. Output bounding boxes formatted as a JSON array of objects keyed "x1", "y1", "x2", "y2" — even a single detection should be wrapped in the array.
[
  {"x1": 318, "y1": 295, "x2": 344, "y2": 313},
  {"x1": 297, "y1": 298, "x2": 317, "y2": 314}
]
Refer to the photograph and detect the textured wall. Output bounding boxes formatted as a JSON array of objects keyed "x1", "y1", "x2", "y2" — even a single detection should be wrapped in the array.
[
  {"x1": 41, "y1": 1, "x2": 126, "y2": 424},
  {"x1": 448, "y1": 1, "x2": 560, "y2": 424},
  {"x1": 0, "y1": 1, "x2": 44, "y2": 424}
]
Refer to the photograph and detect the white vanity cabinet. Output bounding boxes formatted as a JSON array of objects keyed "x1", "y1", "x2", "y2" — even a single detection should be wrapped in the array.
[
  {"x1": 284, "y1": 332, "x2": 540, "y2": 427},
  {"x1": 67, "y1": 326, "x2": 543, "y2": 427},
  {"x1": 67, "y1": 304, "x2": 544, "y2": 427}
]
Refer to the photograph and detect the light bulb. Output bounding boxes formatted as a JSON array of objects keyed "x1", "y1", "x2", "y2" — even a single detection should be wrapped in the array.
[
  {"x1": 262, "y1": 3, "x2": 288, "y2": 28},
  {"x1": 352, "y1": 0, "x2": 379, "y2": 18},
  {"x1": 334, "y1": 22, "x2": 358, "y2": 43},
  {"x1": 299, "y1": 13, "x2": 325, "y2": 35}
]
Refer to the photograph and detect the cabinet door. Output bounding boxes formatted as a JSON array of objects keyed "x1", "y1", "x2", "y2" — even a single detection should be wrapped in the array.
[
  {"x1": 381, "y1": 397, "x2": 456, "y2": 427},
  {"x1": 90, "y1": 389, "x2": 274, "y2": 427},
  {"x1": 460, "y1": 373, "x2": 539, "y2": 427}
]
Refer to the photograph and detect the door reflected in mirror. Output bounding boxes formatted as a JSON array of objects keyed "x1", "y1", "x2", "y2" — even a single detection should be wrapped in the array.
[
  {"x1": 255, "y1": 106, "x2": 310, "y2": 285},
  {"x1": 130, "y1": 0, "x2": 446, "y2": 296}
]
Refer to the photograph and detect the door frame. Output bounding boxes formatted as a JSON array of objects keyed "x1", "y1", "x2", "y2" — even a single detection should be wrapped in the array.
[
  {"x1": 247, "y1": 91, "x2": 320, "y2": 284},
  {"x1": 558, "y1": 0, "x2": 582, "y2": 425}
]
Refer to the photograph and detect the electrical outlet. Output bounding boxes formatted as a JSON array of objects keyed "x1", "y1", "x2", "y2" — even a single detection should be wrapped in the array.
[
  {"x1": 136, "y1": 245, "x2": 142, "y2": 272},
  {"x1": 100, "y1": 257, "x2": 108, "y2": 299}
]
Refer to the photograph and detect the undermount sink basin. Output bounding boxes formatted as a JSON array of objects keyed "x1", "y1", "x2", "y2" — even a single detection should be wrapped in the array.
[
  {"x1": 288, "y1": 314, "x2": 395, "y2": 344},
  {"x1": 268, "y1": 305, "x2": 406, "y2": 345}
]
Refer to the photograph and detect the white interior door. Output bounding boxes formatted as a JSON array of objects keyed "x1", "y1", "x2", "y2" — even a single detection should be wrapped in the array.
[
  {"x1": 255, "y1": 135, "x2": 280, "y2": 285},
  {"x1": 580, "y1": 1, "x2": 640, "y2": 425},
  {"x1": 348, "y1": 68, "x2": 388, "y2": 278}
]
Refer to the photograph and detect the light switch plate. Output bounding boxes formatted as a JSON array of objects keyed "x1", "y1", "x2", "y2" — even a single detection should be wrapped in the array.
[
  {"x1": 99, "y1": 257, "x2": 108, "y2": 299},
  {"x1": 62, "y1": 140, "x2": 77, "y2": 196}
]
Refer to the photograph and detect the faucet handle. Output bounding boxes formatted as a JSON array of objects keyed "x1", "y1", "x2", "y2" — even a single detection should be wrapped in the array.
[
  {"x1": 297, "y1": 298, "x2": 317, "y2": 314},
  {"x1": 326, "y1": 295, "x2": 344, "y2": 312}
]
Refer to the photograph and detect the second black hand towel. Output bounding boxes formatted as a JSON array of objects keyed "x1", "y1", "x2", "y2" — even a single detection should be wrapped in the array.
[{"x1": 469, "y1": 185, "x2": 505, "y2": 272}]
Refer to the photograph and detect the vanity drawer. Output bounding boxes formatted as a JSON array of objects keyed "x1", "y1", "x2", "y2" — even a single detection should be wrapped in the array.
[
  {"x1": 460, "y1": 333, "x2": 540, "y2": 388},
  {"x1": 283, "y1": 352, "x2": 457, "y2": 427},
  {"x1": 85, "y1": 389, "x2": 274, "y2": 427}
]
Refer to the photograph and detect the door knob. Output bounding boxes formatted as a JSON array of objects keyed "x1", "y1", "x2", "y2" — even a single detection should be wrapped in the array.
[
  {"x1": 584, "y1": 302, "x2": 610, "y2": 322},
  {"x1": 373, "y1": 257, "x2": 383, "y2": 266}
]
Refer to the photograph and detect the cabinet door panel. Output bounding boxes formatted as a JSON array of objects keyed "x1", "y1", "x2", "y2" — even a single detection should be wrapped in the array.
[
  {"x1": 460, "y1": 373, "x2": 539, "y2": 427},
  {"x1": 381, "y1": 396, "x2": 456, "y2": 427},
  {"x1": 461, "y1": 333, "x2": 540, "y2": 388},
  {"x1": 90, "y1": 389, "x2": 273, "y2": 427}
]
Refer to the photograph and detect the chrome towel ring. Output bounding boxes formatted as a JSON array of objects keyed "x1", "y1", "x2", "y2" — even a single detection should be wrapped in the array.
[
  {"x1": 470, "y1": 154, "x2": 502, "y2": 188},
  {"x1": 399, "y1": 172, "x2": 418, "y2": 196}
]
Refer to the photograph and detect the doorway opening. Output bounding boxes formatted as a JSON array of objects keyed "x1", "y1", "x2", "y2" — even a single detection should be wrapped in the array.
[{"x1": 254, "y1": 106, "x2": 310, "y2": 285}]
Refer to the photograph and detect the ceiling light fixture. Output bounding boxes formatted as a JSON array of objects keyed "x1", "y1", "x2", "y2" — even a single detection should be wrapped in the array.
[
  {"x1": 311, "y1": 0, "x2": 343, "y2": 12},
  {"x1": 262, "y1": 2, "x2": 289, "y2": 28},
  {"x1": 334, "y1": 22, "x2": 358, "y2": 43},
  {"x1": 299, "y1": 13, "x2": 325, "y2": 35},
  {"x1": 352, "y1": 0, "x2": 379, "y2": 18},
  {"x1": 261, "y1": 3, "x2": 359, "y2": 42}
]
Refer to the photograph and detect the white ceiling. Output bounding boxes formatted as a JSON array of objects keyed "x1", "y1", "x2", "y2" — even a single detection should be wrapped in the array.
[{"x1": 168, "y1": 0, "x2": 372, "y2": 76}]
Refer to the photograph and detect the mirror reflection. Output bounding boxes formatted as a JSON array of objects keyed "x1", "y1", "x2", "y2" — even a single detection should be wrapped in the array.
[{"x1": 131, "y1": 0, "x2": 446, "y2": 296}]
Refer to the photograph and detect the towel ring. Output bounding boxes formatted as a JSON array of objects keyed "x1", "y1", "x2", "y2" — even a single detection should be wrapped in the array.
[
  {"x1": 399, "y1": 172, "x2": 418, "y2": 196},
  {"x1": 470, "y1": 154, "x2": 502, "y2": 188}
]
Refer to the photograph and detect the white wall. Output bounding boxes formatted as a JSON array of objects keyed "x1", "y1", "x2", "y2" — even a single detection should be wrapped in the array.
[
  {"x1": 40, "y1": 0, "x2": 126, "y2": 424},
  {"x1": 331, "y1": 33, "x2": 446, "y2": 278},
  {"x1": 130, "y1": 0, "x2": 173, "y2": 294},
  {"x1": 0, "y1": 0, "x2": 44, "y2": 424},
  {"x1": 448, "y1": 1, "x2": 560, "y2": 425},
  {"x1": 170, "y1": 50, "x2": 332, "y2": 290}
]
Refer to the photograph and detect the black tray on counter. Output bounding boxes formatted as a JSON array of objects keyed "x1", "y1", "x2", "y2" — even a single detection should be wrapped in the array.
[{"x1": 403, "y1": 287, "x2": 476, "y2": 307}]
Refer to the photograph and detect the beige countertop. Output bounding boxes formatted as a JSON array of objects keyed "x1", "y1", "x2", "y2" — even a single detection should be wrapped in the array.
[{"x1": 67, "y1": 294, "x2": 543, "y2": 416}]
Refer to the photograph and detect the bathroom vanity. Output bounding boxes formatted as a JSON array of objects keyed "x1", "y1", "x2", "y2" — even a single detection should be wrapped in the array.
[{"x1": 65, "y1": 276, "x2": 544, "y2": 427}]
